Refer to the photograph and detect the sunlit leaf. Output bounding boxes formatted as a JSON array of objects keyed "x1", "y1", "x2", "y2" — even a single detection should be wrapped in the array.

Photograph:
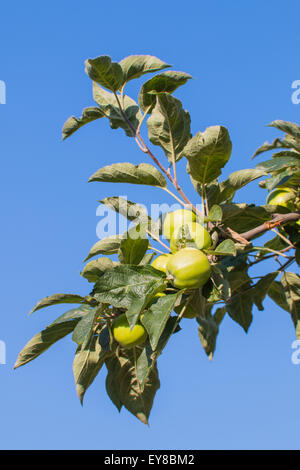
[
  {"x1": 85, "y1": 55, "x2": 124, "y2": 91},
  {"x1": 139, "y1": 71, "x2": 191, "y2": 112},
  {"x1": 89, "y1": 162, "x2": 167, "y2": 187},
  {"x1": 62, "y1": 107, "x2": 105, "y2": 140},
  {"x1": 147, "y1": 93, "x2": 191, "y2": 162},
  {"x1": 85, "y1": 235, "x2": 121, "y2": 262},
  {"x1": 105, "y1": 350, "x2": 160, "y2": 424},
  {"x1": 119, "y1": 55, "x2": 171, "y2": 84},
  {"x1": 184, "y1": 125, "x2": 232, "y2": 184}
]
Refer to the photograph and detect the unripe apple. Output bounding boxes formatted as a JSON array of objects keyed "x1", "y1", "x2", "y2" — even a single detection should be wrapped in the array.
[
  {"x1": 162, "y1": 209, "x2": 196, "y2": 240},
  {"x1": 112, "y1": 313, "x2": 147, "y2": 348},
  {"x1": 266, "y1": 187, "x2": 296, "y2": 210},
  {"x1": 170, "y1": 221, "x2": 212, "y2": 253},
  {"x1": 267, "y1": 187, "x2": 300, "y2": 227},
  {"x1": 166, "y1": 247, "x2": 211, "y2": 289},
  {"x1": 151, "y1": 254, "x2": 173, "y2": 273}
]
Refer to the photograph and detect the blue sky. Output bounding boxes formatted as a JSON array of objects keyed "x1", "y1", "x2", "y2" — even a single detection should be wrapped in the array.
[{"x1": 1, "y1": 0, "x2": 300, "y2": 450}]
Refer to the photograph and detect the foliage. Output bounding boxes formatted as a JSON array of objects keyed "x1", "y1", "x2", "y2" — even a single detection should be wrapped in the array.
[{"x1": 15, "y1": 54, "x2": 300, "y2": 424}]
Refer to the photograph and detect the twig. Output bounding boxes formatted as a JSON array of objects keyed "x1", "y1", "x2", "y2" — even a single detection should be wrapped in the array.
[
  {"x1": 271, "y1": 228, "x2": 295, "y2": 248},
  {"x1": 240, "y1": 212, "x2": 300, "y2": 241}
]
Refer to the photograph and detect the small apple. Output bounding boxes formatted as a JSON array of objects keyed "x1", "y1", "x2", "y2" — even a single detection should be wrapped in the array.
[
  {"x1": 267, "y1": 187, "x2": 300, "y2": 227},
  {"x1": 151, "y1": 254, "x2": 173, "y2": 273},
  {"x1": 266, "y1": 187, "x2": 296, "y2": 210},
  {"x1": 170, "y1": 221, "x2": 212, "y2": 253},
  {"x1": 112, "y1": 313, "x2": 148, "y2": 348},
  {"x1": 162, "y1": 209, "x2": 196, "y2": 240},
  {"x1": 166, "y1": 247, "x2": 211, "y2": 289}
]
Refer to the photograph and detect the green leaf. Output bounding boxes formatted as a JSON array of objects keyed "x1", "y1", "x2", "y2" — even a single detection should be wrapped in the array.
[
  {"x1": 252, "y1": 272, "x2": 278, "y2": 311},
  {"x1": 174, "y1": 289, "x2": 206, "y2": 316},
  {"x1": 119, "y1": 54, "x2": 171, "y2": 84},
  {"x1": 52, "y1": 305, "x2": 94, "y2": 324},
  {"x1": 139, "y1": 71, "x2": 192, "y2": 112},
  {"x1": 203, "y1": 266, "x2": 231, "y2": 302},
  {"x1": 73, "y1": 332, "x2": 111, "y2": 404},
  {"x1": 99, "y1": 197, "x2": 160, "y2": 237},
  {"x1": 207, "y1": 204, "x2": 223, "y2": 222},
  {"x1": 92, "y1": 83, "x2": 118, "y2": 113},
  {"x1": 29, "y1": 293, "x2": 86, "y2": 315},
  {"x1": 281, "y1": 272, "x2": 300, "y2": 339},
  {"x1": 85, "y1": 235, "x2": 121, "y2": 262},
  {"x1": 218, "y1": 169, "x2": 266, "y2": 202},
  {"x1": 72, "y1": 308, "x2": 97, "y2": 346},
  {"x1": 93, "y1": 265, "x2": 166, "y2": 328},
  {"x1": 85, "y1": 56, "x2": 124, "y2": 91},
  {"x1": 252, "y1": 137, "x2": 295, "y2": 159},
  {"x1": 193, "y1": 178, "x2": 220, "y2": 208},
  {"x1": 268, "y1": 120, "x2": 300, "y2": 140},
  {"x1": 215, "y1": 239, "x2": 237, "y2": 256},
  {"x1": 147, "y1": 93, "x2": 191, "y2": 162},
  {"x1": 268, "y1": 280, "x2": 290, "y2": 312},
  {"x1": 89, "y1": 162, "x2": 167, "y2": 187},
  {"x1": 206, "y1": 239, "x2": 237, "y2": 257},
  {"x1": 226, "y1": 292, "x2": 253, "y2": 332},
  {"x1": 119, "y1": 224, "x2": 149, "y2": 265},
  {"x1": 135, "y1": 344, "x2": 154, "y2": 390},
  {"x1": 222, "y1": 203, "x2": 280, "y2": 234},
  {"x1": 154, "y1": 316, "x2": 181, "y2": 357},
  {"x1": 272, "y1": 150, "x2": 300, "y2": 158},
  {"x1": 93, "y1": 83, "x2": 141, "y2": 136},
  {"x1": 62, "y1": 107, "x2": 105, "y2": 140},
  {"x1": 105, "y1": 354, "x2": 123, "y2": 412},
  {"x1": 142, "y1": 293, "x2": 180, "y2": 351},
  {"x1": 98, "y1": 325, "x2": 112, "y2": 352},
  {"x1": 264, "y1": 169, "x2": 294, "y2": 191},
  {"x1": 105, "y1": 350, "x2": 160, "y2": 424},
  {"x1": 226, "y1": 267, "x2": 253, "y2": 332},
  {"x1": 296, "y1": 248, "x2": 300, "y2": 267},
  {"x1": 184, "y1": 125, "x2": 232, "y2": 184},
  {"x1": 256, "y1": 157, "x2": 300, "y2": 172},
  {"x1": 139, "y1": 252, "x2": 156, "y2": 266},
  {"x1": 109, "y1": 94, "x2": 141, "y2": 136},
  {"x1": 81, "y1": 257, "x2": 115, "y2": 283},
  {"x1": 14, "y1": 315, "x2": 83, "y2": 369},
  {"x1": 197, "y1": 307, "x2": 226, "y2": 359}
]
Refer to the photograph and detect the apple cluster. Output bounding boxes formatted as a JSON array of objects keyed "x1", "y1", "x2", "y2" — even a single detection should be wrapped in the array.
[{"x1": 112, "y1": 209, "x2": 213, "y2": 347}]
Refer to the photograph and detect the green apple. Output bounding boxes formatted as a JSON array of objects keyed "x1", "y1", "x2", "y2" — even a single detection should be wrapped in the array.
[
  {"x1": 267, "y1": 187, "x2": 300, "y2": 227},
  {"x1": 162, "y1": 209, "x2": 196, "y2": 240},
  {"x1": 151, "y1": 254, "x2": 173, "y2": 273},
  {"x1": 170, "y1": 221, "x2": 212, "y2": 253},
  {"x1": 166, "y1": 247, "x2": 211, "y2": 289},
  {"x1": 112, "y1": 313, "x2": 148, "y2": 348},
  {"x1": 266, "y1": 187, "x2": 296, "y2": 210}
]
